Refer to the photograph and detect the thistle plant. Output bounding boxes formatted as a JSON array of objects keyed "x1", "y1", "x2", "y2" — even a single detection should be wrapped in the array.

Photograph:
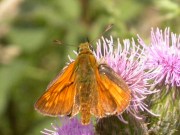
[
  {"x1": 138, "y1": 28, "x2": 180, "y2": 135},
  {"x1": 41, "y1": 117, "x2": 94, "y2": 135}
]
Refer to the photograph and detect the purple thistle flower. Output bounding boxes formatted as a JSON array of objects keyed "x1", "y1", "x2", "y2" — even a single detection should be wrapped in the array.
[
  {"x1": 94, "y1": 36, "x2": 157, "y2": 121},
  {"x1": 41, "y1": 117, "x2": 94, "y2": 135},
  {"x1": 138, "y1": 28, "x2": 180, "y2": 94},
  {"x1": 138, "y1": 28, "x2": 180, "y2": 134}
]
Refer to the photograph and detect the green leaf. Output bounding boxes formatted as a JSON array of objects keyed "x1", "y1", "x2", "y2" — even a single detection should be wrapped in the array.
[
  {"x1": 0, "y1": 60, "x2": 28, "y2": 115},
  {"x1": 9, "y1": 28, "x2": 47, "y2": 53}
]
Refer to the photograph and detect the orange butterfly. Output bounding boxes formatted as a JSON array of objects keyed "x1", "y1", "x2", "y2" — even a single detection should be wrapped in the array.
[{"x1": 34, "y1": 42, "x2": 131, "y2": 125}]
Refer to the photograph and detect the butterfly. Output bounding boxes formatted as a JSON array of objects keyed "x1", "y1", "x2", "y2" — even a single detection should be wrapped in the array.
[{"x1": 34, "y1": 42, "x2": 131, "y2": 125}]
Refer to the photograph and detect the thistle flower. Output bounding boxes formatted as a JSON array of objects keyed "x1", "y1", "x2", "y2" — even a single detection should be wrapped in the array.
[
  {"x1": 94, "y1": 36, "x2": 157, "y2": 134},
  {"x1": 138, "y1": 28, "x2": 180, "y2": 134},
  {"x1": 41, "y1": 117, "x2": 94, "y2": 135},
  {"x1": 95, "y1": 36, "x2": 156, "y2": 120},
  {"x1": 138, "y1": 27, "x2": 180, "y2": 95}
]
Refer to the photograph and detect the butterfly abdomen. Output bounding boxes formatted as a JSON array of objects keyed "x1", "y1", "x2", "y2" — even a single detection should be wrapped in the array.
[
  {"x1": 80, "y1": 103, "x2": 91, "y2": 125},
  {"x1": 75, "y1": 53, "x2": 97, "y2": 124},
  {"x1": 77, "y1": 73, "x2": 96, "y2": 125}
]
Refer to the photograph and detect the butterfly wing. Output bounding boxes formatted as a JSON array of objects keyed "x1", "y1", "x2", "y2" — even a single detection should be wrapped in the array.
[
  {"x1": 34, "y1": 62, "x2": 77, "y2": 116},
  {"x1": 91, "y1": 64, "x2": 131, "y2": 117}
]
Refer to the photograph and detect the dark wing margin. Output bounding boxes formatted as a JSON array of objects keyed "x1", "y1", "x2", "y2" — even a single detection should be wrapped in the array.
[{"x1": 98, "y1": 63, "x2": 130, "y2": 92}]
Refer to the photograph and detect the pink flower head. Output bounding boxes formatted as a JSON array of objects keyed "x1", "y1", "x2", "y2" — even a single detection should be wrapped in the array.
[
  {"x1": 94, "y1": 36, "x2": 157, "y2": 121},
  {"x1": 138, "y1": 28, "x2": 180, "y2": 88},
  {"x1": 41, "y1": 117, "x2": 94, "y2": 135}
]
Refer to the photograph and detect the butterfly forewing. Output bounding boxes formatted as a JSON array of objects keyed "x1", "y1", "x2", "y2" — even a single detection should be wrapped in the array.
[
  {"x1": 91, "y1": 69, "x2": 117, "y2": 117},
  {"x1": 98, "y1": 64, "x2": 130, "y2": 92},
  {"x1": 91, "y1": 63, "x2": 131, "y2": 117},
  {"x1": 46, "y1": 62, "x2": 76, "y2": 89},
  {"x1": 34, "y1": 62, "x2": 77, "y2": 116},
  {"x1": 99, "y1": 64, "x2": 131, "y2": 113}
]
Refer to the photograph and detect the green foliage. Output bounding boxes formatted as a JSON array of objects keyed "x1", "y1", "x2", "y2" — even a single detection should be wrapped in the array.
[{"x1": 147, "y1": 86, "x2": 180, "y2": 135}]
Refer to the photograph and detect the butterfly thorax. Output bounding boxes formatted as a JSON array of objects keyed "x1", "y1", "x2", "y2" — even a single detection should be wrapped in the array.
[
  {"x1": 74, "y1": 42, "x2": 98, "y2": 124},
  {"x1": 78, "y1": 42, "x2": 94, "y2": 54}
]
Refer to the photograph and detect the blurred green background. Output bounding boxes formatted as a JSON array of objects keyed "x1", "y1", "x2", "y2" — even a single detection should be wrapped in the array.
[{"x1": 0, "y1": 0, "x2": 179, "y2": 135}]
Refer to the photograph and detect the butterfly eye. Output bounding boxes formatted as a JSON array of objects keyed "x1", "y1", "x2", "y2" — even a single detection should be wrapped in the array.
[
  {"x1": 77, "y1": 46, "x2": 80, "y2": 53},
  {"x1": 89, "y1": 44, "x2": 94, "y2": 52}
]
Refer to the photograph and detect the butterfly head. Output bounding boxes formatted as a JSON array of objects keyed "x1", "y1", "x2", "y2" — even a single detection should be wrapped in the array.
[{"x1": 78, "y1": 42, "x2": 94, "y2": 54}]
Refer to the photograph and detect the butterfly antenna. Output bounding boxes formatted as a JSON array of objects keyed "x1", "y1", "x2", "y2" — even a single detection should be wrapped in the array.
[
  {"x1": 53, "y1": 39, "x2": 76, "y2": 47},
  {"x1": 53, "y1": 39, "x2": 63, "y2": 45},
  {"x1": 90, "y1": 24, "x2": 113, "y2": 44}
]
